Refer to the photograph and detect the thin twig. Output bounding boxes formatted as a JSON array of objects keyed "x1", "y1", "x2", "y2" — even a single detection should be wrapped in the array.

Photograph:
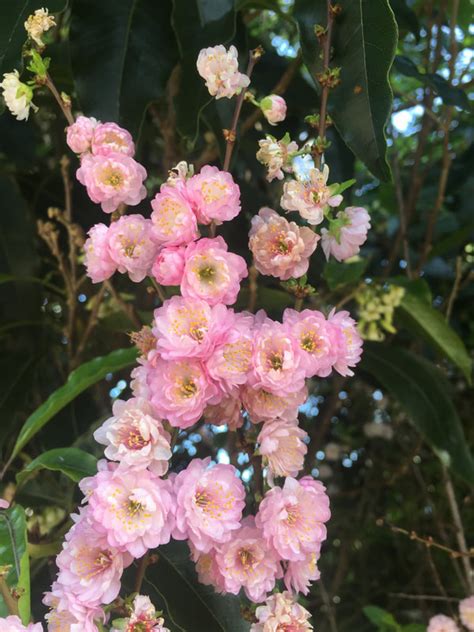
[
  {"x1": 391, "y1": 140, "x2": 412, "y2": 278},
  {"x1": 247, "y1": 264, "x2": 258, "y2": 313},
  {"x1": 319, "y1": 578, "x2": 338, "y2": 632},
  {"x1": 0, "y1": 576, "x2": 19, "y2": 616},
  {"x1": 134, "y1": 552, "x2": 150, "y2": 594},
  {"x1": 105, "y1": 280, "x2": 142, "y2": 330},
  {"x1": 72, "y1": 284, "x2": 107, "y2": 365},
  {"x1": 445, "y1": 256, "x2": 463, "y2": 323},
  {"x1": 389, "y1": 593, "x2": 461, "y2": 603},
  {"x1": 44, "y1": 73, "x2": 74, "y2": 125},
  {"x1": 381, "y1": 520, "x2": 473, "y2": 559}
]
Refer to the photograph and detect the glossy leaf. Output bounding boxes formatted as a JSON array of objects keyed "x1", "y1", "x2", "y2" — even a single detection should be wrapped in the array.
[
  {"x1": 295, "y1": 0, "x2": 398, "y2": 181},
  {"x1": 70, "y1": 0, "x2": 178, "y2": 136},
  {"x1": 171, "y1": 0, "x2": 236, "y2": 142},
  {"x1": 396, "y1": 287, "x2": 472, "y2": 382},
  {"x1": 363, "y1": 605, "x2": 400, "y2": 631},
  {"x1": 16, "y1": 448, "x2": 97, "y2": 486},
  {"x1": 4, "y1": 347, "x2": 137, "y2": 471},
  {"x1": 361, "y1": 342, "x2": 474, "y2": 484},
  {"x1": 144, "y1": 540, "x2": 249, "y2": 632},
  {"x1": 323, "y1": 257, "x2": 368, "y2": 290},
  {"x1": 394, "y1": 55, "x2": 470, "y2": 111},
  {"x1": 389, "y1": 0, "x2": 420, "y2": 41},
  {"x1": 0, "y1": 0, "x2": 67, "y2": 75},
  {"x1": 0, "y1": 505, "x2": 30, "y2": 623}
]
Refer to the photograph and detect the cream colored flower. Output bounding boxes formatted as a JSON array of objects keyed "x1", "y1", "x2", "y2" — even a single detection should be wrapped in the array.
[
  {"x1": 24, "y1": 8, "x2": 56, "y2": 47},
  {"x1": 0, "y1": 70, "x2": 37, "y2": 121}
]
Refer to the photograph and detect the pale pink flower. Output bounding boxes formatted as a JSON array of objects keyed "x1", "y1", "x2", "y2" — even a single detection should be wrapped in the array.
[
  {"x1": 249, "y1": 318, "x2": 306, "y2": 396},
  {"x1": 284, "y1": 551, "x2": 321, "y2": 595},
  {"x1": 55, "y1": 511, "x2": 131, "y2": 607},
  {"x1": 44, "y1": 583, "x2": 104, "y2": 632},
  {"x1": 197, "y1": 45, "x2": 250, "y2": 99},
  {"x1": 111, "y1": 595, "x2": 170, "y2": 632},
  {"x1": 260, "y1": 94, "x2": 287, "y2": 125},
  {"x1": 256, "y1": 476, "x2": 330, "y2": 561},
  {"x1": 93, "y1": 398, "x2": 171, "y2": 476},
  {"x1": 181, "y1": 237, "x2": 248, "y2": 305},
  {"x1": 256, "y1": 134, "x2": 298, "y2": 182},
  {"x1": 215, "y1": 517, "x2": 282, "y2": 603},
  {"x1": 258, "y1": 418, "x2": 308, "y2": 480},
  {"x1": 460, "y1": 596, "x2": 474, "y2": 631},
  {"x1": 281, "y1": 165, "x2": 342, "y2": 225},
  {"x1": 204, "y1": 395, "x2": 244, "y2": 430},
  {"x1": 186, "y1": 165, "x2": 241, "y2": 225},
  {"x1": 173, "y1": 457, "x2": 245, "y2": 552},
  {"x1": 192, "y1": 547, "x2": 226, "y2": 592},
  {"x1": 66, "y1": 116, "x2": 98, "y2": 154},
  {"x1": 153, "y1": 296, "x2": 233, "y2": 360},
  {"x1": 251, "y1": 591, "x2": 313, "y2": 631},
  {"x1": 76, "y1": 153, "x2": 147, "y2": 213},
  {"x1": 249, "y1": 208, "x2": 318, "y2": 280},
  {"x1": 206, "y1": 311, "x2": 254, "y2": 394},
  {"x1": 83, "y1": 223, "x2": 117, "y2": 283},
  {"x1": 327, "y1": 309, "x2": 363, "y2": 377},
  {"x1": 91, "y1": 122, "x2": 135, "y2": 157},
  {"x1": 107, "y1": 214, "x2": 158, "y2": 282},
  {"x1": 427, "y1": 615, "x2": 460, "y2": 632},
  {"x1": 148, "y1": 357, "x2": 218, "y2": 428},
  {"x1": 80, "y1": 461, "x2": 174, "y2": 558},
  {"x1": 150, "y1": 184, "x2": 198, "y2": 246},
  {"x1": 321, "y1": 206, "x2": 371, "y2": 261},
  {"x1": 151, "y1": 246, "x2": 186, "y2": 286},
  {"x1": 241, "y1": 384, "x2": 308, "y2": 424},
  {"x1": 0, "y1": 499, "x2": 10, "y2": 509},
  {"x1": 0, "y1": 616, "x2": 43, "y2": 631},
  {"x1": 284, "y1": 308, "x2": 338, "y2": 378}
]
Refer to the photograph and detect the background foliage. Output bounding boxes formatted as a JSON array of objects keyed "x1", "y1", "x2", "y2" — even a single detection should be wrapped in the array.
[{"x1": 0, "y1": 0, "x2": 473, "y2": 630}]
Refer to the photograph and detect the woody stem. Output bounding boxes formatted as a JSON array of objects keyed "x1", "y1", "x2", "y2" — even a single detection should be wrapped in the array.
[{"x1": 314, "y1": 2, "x2": 336, "y2": 169}]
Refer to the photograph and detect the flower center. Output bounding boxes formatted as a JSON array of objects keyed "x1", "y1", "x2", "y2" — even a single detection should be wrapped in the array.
[
  {"x1": 268, "y1": 351, "x2": 283, "y2": 370},
  {"x1": 103, "y1": 169, "x2": 124, "y2": 187},
  {"x1": 238, "y1": 548, "x2": 256, "y2": 570},
  {"x1": 127, "y1": 499, "x2": 143, "y2": 517},
  {"x1": 126, "y1": 429, "x2": 149, "y2": 450},
  {"x1": 194, "y1": 490, "x2": 211, "y2": 509},
  {"x1": 285, "y1": 504, "x2": 300, "y2": 525},
  {"x1": 179, "y1": 377, "x2": 197, "y2": 398},
  {"x1": 198, "y1": 265, "x2": 216, "y2": 282}
]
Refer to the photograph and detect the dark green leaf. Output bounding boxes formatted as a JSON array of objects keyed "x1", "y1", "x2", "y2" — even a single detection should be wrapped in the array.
[
  {"x1": 70, "y1": 0, "x2": 178, "y2": 136},
  {"x1": 363, "y1": 605, "x2": 400, "y2": 631},
  {"x1": 361, "y1": 342, "x2": 474, "y2": 484},
  {"x1": 16, "y1": 447, "x2": 97, "y2": 486},
  {"x1": 396, "y1": 288, "x2": 472, "y2": 382},
  {"x1": 323, "y1": 257, "x2": 368, "y2": 290},
  {"x1": 393, "y1": 55, "x2": 470, "y2": 111},
  {"x1": 144, "y1": 540, "x2": 249, "y2": 632},
  {"x1": 171, "y1": 0, "x2": 236, "y2": 142},
  {"x1": 0, "y1": 505, "x2": 30, "y2": 623},
  {"x1": 389, "y1": 0, "x2": 420, "y2": 41},
  {"x1": 0, "y1": 0, "x2": 67, "y2": 75},
  {"x1": 4, "y1": 347, "x2": 138, "y2": 471},
  {"x1": 402, "y1": 625, "x2": 425, "y2": 632},
  {"x1": 295, "y1": 0, "x2": 398, "y2": 181}
]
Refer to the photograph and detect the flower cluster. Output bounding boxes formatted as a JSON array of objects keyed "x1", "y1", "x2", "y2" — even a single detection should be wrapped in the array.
[
  {"x1": 197, "y1": 45, "x2": 250, "y2": 99},
  {"x1": 427, "y1": 596, "x2": 474, "y2": 632}
]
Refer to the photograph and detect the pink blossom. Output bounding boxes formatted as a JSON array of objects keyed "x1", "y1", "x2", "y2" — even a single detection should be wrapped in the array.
[
  {"x1": 241, "y1": 384, "x2": 308, "y2": 424},
  {"x1": 256, "y1": 476, "x2": 330, "y2": 561},
  {"x1": 0, "y1": 616, "x2": 43, "y2": 632},
  {"x1": 249, "y1": 208, "x2": 318, "y2": 280},
  {"x1": 80, "y1": 462, "x2": 174, "y2": 558},
  {"x1": 148, "y1": 357, "x2": 218, "y2": 428},
  {"x1": 107, "y1": 214, "x2": 158, "y2": 282},
  {"x1": 150, "y1": 184, "x2": 198, "y2": 246},
  {"x1": 215, "y1": 517, "x2": 282, "y2": 603},
  {"x1": 284, "y1": 308, "x2": 338, "y2": 378},
  {"x1": 206, "y1": 311, "x2": 254, "y2": 394},
  {"x1": 111, "y1": 595, "x2": 170, "y2": 632},
  {"x1": 258, "y1": 418, "x2": 308, "y2": 480},
  {"x1": 192, "y1": 547, "x2": 226, "y2": 592},
  {"x1": 327, "y1": 309, "x2": 363, "y2": 377},
  {"x1": 251, "y1": 591, "x2": 313, "y2": 631},
  {"x1": 66, "y1": 116, "x2": 98, "y2": 154},
  {"x1": 93, "y1": 397, "x2": 171, "y2": 476},
  {"x1": 151, "y1": 246, "x2": 186, "y2": 286},
  {"x1": 173, "y1": 457, "x2": 245, "y2": 552},
  {"x1": 427, "y1": 615, "x2": 460, "y2": 632},
  {"x1": 281, "y1": 165, "x2": 342, "y2": 225},
  {"x1": 197, "y1": 45, "x2": 250, "y2": 99},
  {"x1": 186, "y1": 165, "x2": 241, "y2": 225},
  {"x1": 91, "y1": 122, "x2": 135, "y2": 157},
  {"x1": 260, "y1": 94, "x2": 287, "y2": 125},
  {"x1": 460, "y1": 596, "x2": 474, "y2": 631},
  {"x1": 204, "y1": 395, "x2": 244, "y2": 430},
  {"x1": 83, "y1": 223, "x2": 117, "y2": 283},
  {"x1": 153, "y1": 296, "x2": 232, "y2": 360},
  {"x1": 181, "y1": 237, "x2": 248, "y2": 305},
  {"x1": 321, "y1": 206, "x2": 371, "y2": 261},
  {"x1": 44, "y1": 583, "x2": 104, "y2": 632},
  {"x1": 256, "y1": 134, "x2": 298, "y2": 182},
  {"x1": 76, "y1": 153, "x2": 147, "y2": 213},
  {"x1": 284, "y1": 551, "x2": 321, "y2": 595},
  {"x1": 55, "y1": 511, "x2": 131, "y2": 607},
  {"x1": 249, "y1": 318, "x2": 305, "y2": 396},
  {"x1": 0, "y1": 499, "x2": 10, "y2": 509}
]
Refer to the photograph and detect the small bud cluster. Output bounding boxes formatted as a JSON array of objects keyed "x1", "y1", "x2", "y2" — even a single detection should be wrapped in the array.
[{"x1": 356, "y1": 283, "x2": 405, "y2": 341}]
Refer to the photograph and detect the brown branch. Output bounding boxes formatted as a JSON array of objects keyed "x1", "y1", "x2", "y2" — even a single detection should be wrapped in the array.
[
  {"x1": 0, "y1": 576, "x2": 19, "y2": 616},
  {"x1": 380, "y1": 520, "x2": 474, "y2": 559},
  {"x1": 105, "y1": 280, "x2": 142, "y2": 330},
  {"x1": 72, "y1": 284, "x2": 107, "y2": 366},
  {"x1": 44, "y1": 73, "x2": 74, "y2": 126},
  {"x1": 391, "y1": 142, "x2": 413, "y2": 278},
  {"x1": 389, "y1": 593, "x2": 461, "y2": 603},
  {"x1": 247, "y1": 264, "x2": 258, "y2": 313},
  {"x1": 134, "y1": 552, "x2": 150, "y2": 594},
  {"x1": 445, "y1": 256, "x2": 463, "y2": 323}
]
